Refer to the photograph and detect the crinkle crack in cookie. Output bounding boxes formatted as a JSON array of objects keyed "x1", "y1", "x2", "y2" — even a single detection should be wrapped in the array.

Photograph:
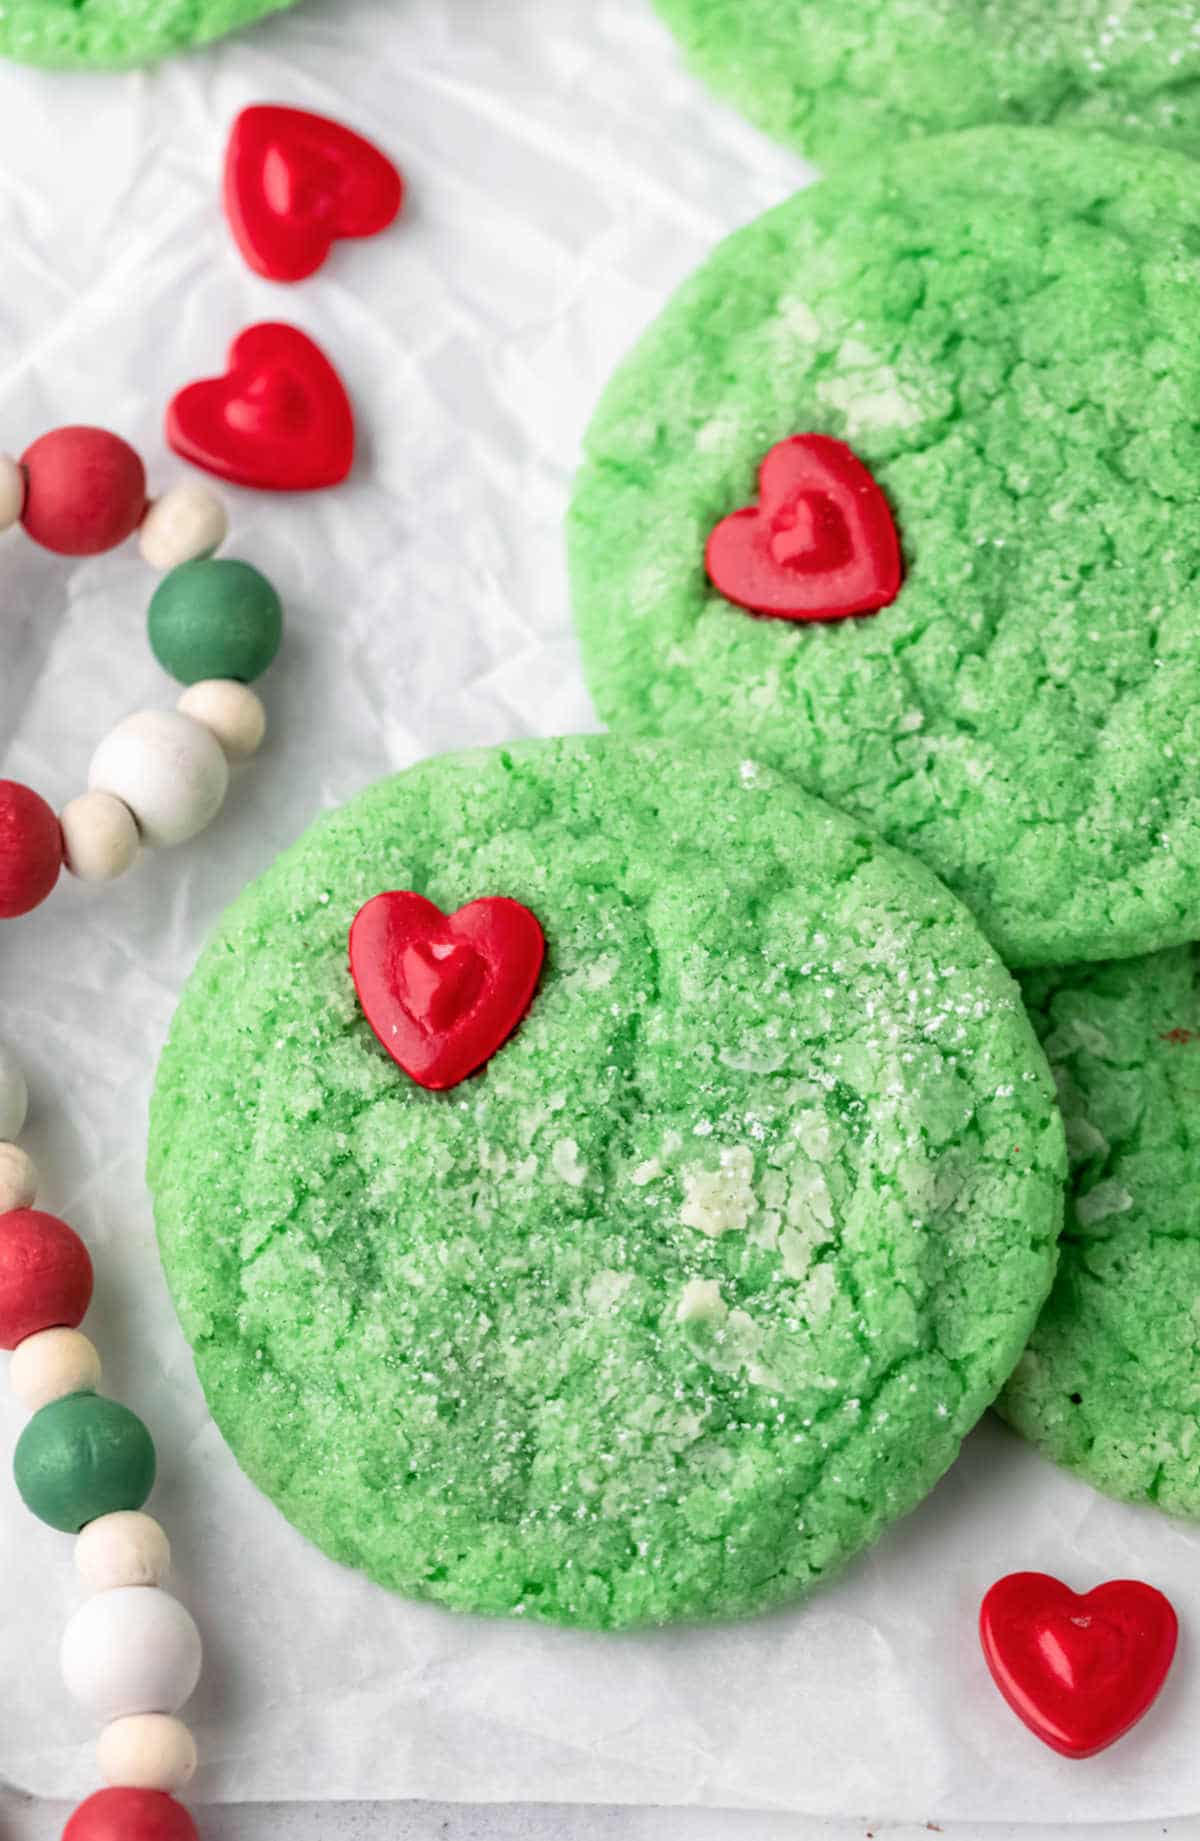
[
  {"x1": 0, "y1": 0, "x2": 298, "y2": 68},
  {"x1": 1002, "y1": 946, "x2": 1200, "y2": 1519},
  {"x1": 569, "y1": 129, "x2": 1200, "y2": 969},
  {"x1": 149, "y1": 736, "x2": 1064, "y2": 1629},
  {"x1": 651, "y1": 0, "x2": 1200, "y2": 166}
]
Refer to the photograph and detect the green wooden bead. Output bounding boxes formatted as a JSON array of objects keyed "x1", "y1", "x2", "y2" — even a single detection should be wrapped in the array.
[
  {"x1": 13, "y1": 1392, "x2": 156, "y2": 1533},
  {"x1": 147, "y1": 558, "x2": 283, "y2": 687}
]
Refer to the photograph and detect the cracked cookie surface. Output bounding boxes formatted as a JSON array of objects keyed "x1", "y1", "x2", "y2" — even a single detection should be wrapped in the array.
[
  {"x1": 569, "y1": 129, "x2": 1200, "y2": 968},
  {"x1": 1003, "y1": 945, "x2": 1200, "y2": 1518},
  {"x1": 0, "y1": 0, "x2": 297, "y2": 67},
  {"x1": 652, "y1": 0, "x2": 1200, "y2": 166},
  {"x1": 149, "y1": 735, "x2": 1063, "y2": 1628}
]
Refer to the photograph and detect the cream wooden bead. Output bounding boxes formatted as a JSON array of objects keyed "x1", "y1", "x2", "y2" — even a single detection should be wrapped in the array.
[
  {"x1": 0, "y1": 455, "x2": 24, "y2": 532},
  {"x1": 177, "y1": 680, "x2": 266, "y2": 764},
  {"x1": 0, "y1": 1041, "x2": 28, "y2": 1142},
  {"x1": 139, "y1": 484, "x2": 228, "y2": 571},
  {"x1": 97, "y1": 1715, "x2": 197, "y2": 1793},
  {"x1": 61, "y1": 1586, "x2": 202, "y2": 1722},
  {"x1": 88, "y1": 710, "x2": 229, "y2": 850},
  {"x1": 76, "y1": 1511, "x2": 171, "y2": 1592},
  {"x1": 0, "y1": 1142, "x2": 36, "y2": 1212},
  {"x1": 9, "y1": 1327, "x2": 101, "y2": 1412},
  {"x1": 60, "y1": 791, "x2": 140, "y2": 883}
]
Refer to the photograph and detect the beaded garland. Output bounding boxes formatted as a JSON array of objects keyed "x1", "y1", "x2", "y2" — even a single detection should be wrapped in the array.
[
  {"x1": 0, "y1": 424, "x2": 282, "y2": 920},
  {"x1": 1, "y1": 422, "x2": 284, "y2": 1840}
]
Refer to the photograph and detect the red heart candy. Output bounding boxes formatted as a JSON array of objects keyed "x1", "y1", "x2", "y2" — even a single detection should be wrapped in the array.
[
  {"x1": 225, "y1": 105, "x2": 404, "y2": 283},
  {"x1": 980, "y1": 1572, "x2": 1178, "y2": 1759},
  {"x1": 349, "y1": 892, "x2": 546, "y2": 1091},
  {"x1": 166, "y1": 323, "x2": 354, "y2": 492},
  {"x1": 706, "y1": 434, "x2": 903, "y2": 622}
]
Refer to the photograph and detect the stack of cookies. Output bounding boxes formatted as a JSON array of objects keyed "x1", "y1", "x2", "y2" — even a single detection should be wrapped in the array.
[{"x1": 149, "y1": 23, "x2": 1200, "y2": 1631}]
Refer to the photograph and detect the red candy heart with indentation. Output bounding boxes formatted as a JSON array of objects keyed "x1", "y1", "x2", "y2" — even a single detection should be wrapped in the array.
[
  {"x1": 349, "y1": 893, "x2": 546, "y2": 1091},
  {"x1": 706, "y1": 434, "x2": 903, "y2": 622},
  {"x1": 980, "y1": 1572, "x2": 1178, "y2": 1759},
  {"x1": 166, "y1": 323, "x2": 354, "y2": 492},
  {"x1": 225, "y1": 105, "x2": 404, "y2": 283}
]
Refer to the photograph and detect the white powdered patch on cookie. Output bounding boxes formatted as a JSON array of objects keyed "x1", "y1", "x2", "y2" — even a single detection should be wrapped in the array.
[
  {"x1": 552, "y1": 1138, "x2": 588, "y2": 1186},
  {"x1": 680, "y1": 1145, "x2": 755, "y2": 1236},
  {"x1": 631, "y1": 1158, "x2": 662, "y2": 1187},
  {"x1": 773, "y1": 298, "x2": 822, "y2": 346},
  {"x1": 676, "y1": 1278, "x2": 727, "y2": 1325},
  {"x1": 1075, "y1": 1179, "x2": 1133, "y2": 1226},
  {"x1": 588, "y1": 1270, "x2": 634, "y2": 1314}
]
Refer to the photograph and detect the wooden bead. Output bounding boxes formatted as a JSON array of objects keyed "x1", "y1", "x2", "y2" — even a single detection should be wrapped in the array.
[
  {"x1": 62, "y1": 1587, "x2": 202, "y2": 1722},
  {"x1": 88, "y1": 712, "x2": 229, "y2": 850},
  {"x1": 0, "y1": 454, "x2": 25, "y2": 531},
  {"x1": 0, "y1": 779, "x2": 63, "y2": 918},
  {"x1": 63, "y1": 1788, "x2": 199, "y2": 1841},
  {"x1": 97, "y1": 1717, "x2": 197, "y2": 1794},
  {"x1": 20, "y1": 427, "x2": 146, "y2": 557},
  {"x1": 0, "y1": 1208, "x2": 93, "y2": 1350},
  {"x1": 0, "y1": 1143, "x2": 37, "y2": 1212},
  {"x1": 9, "y1": 1327, "x2": 101, "y2": 1412},
  {"x1": 0, "y1": 1040, "x2": 28, "y2": 1140},
  {"x1": 77, "y1": 1511, "x2": 171, "y2": 1592},
  {"x1": 139, "y1": 484, "x2": 227, "y2": 571},
  {"x1": 148, "y1": 558, "x2": 282, "y2": 686},
  {"x1": 176, "y1": 681, "x2": 266, "y2": 763},
  {"x1": 14, "y1": 1392, "x2": 155, "y2": 1531},
  {"x1": 60, "y1": 791, "x2": 141, "y2": 883}
]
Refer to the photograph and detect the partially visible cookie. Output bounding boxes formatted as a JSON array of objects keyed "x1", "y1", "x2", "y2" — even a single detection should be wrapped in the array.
[
  {"x1": 149, "y1": 735, "x2": 1063, "y2": 1629},
  {"x1": 569, "y1": 129, "x2": 1200, "y2": 968},
  {"x1": 652, "y1": 0, "x2": 1200, "y2": 166},
  {"x1": 1002, "y1": 946, "x2": 1200, "y2": 1519},
  {"x1": 0, "y1": 0, "x2": 298, "y2": 68}
]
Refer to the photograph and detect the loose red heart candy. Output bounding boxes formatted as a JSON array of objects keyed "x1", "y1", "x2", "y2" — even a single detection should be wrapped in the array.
[
  {"x1": 706, "y1": 434, "x2": 903, "y2": 622},
  {"x1": 980, "y1": 1572, "x2": 1178, "y2": 1759},
  {"x1": 349, "y1": 892, "x2": 546, "y2": 1091},
  {"x1": 166, "y1": 323, "x2": 354, "y2": 492},
  {"x1": 225, "y1": 104, "x2": 404, "y2": 283}
]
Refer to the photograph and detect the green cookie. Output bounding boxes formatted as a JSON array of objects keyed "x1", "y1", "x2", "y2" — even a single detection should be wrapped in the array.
[
  {"x1": 570, "y1": 129, "x2": 1200, "y2": 969},
  {"x1": 0, "y1": 0, "x2": 298, "y2": 67},
  {"x1": 149, "y1": 735, "x2": 1063, "y2": 1629},
  {"x1": 1003, "y1": 946, "x2": 1200, "y2": 1519},
  {"x1": 652, "y1": 0, "x2": 1200, "y2": 166}
]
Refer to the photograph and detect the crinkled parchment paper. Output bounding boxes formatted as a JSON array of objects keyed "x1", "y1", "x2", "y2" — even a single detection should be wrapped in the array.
[{"x1": 1, "y1": 0, "x2": 1199, "y2": 1820}]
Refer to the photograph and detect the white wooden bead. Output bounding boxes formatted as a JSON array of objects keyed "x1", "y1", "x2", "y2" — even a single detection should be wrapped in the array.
[
  {"x1": 139, "y1": 484, "x2": 228, "y2": 571},
  {"x1": 60, "y1": 791, "x2": 140, "y2": 883},
  {"x1": 88, "y1": 711, "x2": 229, "y2": 850},
  {"x1": 0, "y1": 1041, "x2": 28, "y2": 1142},
  {"x1": 0, "y1": 1142, "x2": 37, "y2": 1212},
  {"x1": 9, "y1": 1328, "x2": 101, "y2": 1412},
  {"x1": 177, "y1": 681, "x2": 267, "y2": 764},
  {"x1": 61, "y1": 1587, "x2": 202, "y2": 1722},
  {"x1": 97, "y1": 1715, "x2": 197, "y2": 1792},
  {"x1": 0, "y1": 455, "x2": 25, "y2": 532},
  {"x1": 76, "y1": 1512, "x2": 171, "y2": 1593}
]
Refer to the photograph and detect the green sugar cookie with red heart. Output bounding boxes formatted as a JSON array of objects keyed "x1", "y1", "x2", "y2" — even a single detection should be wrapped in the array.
[
  {"x1": 149, "y1": 734, "x2": 1064, "y2": 1630},
  {"x1": 0, "y1": 0, "x2": 298, "y2": 67},
  {"x1": 569, "y1": 128, "x2": 1200, "y2": 968}
]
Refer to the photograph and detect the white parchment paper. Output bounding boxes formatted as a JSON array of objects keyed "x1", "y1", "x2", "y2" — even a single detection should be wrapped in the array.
[{"x1": 1, "y1": 0, "x2": 1199, "y2": 1821}]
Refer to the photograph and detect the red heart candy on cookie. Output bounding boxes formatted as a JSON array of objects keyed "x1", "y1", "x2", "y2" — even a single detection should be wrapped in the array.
[
  {"x1": 706, "y1": 434, "x2": 903, "y2": 622},
  {"x1": 166, "y1": 323, "x2": 355, "y2": 492},
  {"x1": 350, "y1": 893, "x2": 546, "y2": 1091},
  {"x1": 980, "y1": 1572, "x2": 1178, "y2": 1759},
  {"x1": 225, "y1": 105, "x2": 404, "y2": 283}
]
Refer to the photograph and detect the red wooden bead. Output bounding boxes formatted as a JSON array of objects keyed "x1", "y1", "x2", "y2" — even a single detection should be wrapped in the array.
[
  {"x1": 0, "y1": 780, "x2": 63, "y2": 919},
  {"x1": 20, "y1": 426, "x2": 147, "y2": 556},
  {"x1": 63, "y1": 1789, "x2": 199, "y2": 1841},
  {"x1": 0, "y1": 1209, "x2": 94, "y2": 1350}
]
